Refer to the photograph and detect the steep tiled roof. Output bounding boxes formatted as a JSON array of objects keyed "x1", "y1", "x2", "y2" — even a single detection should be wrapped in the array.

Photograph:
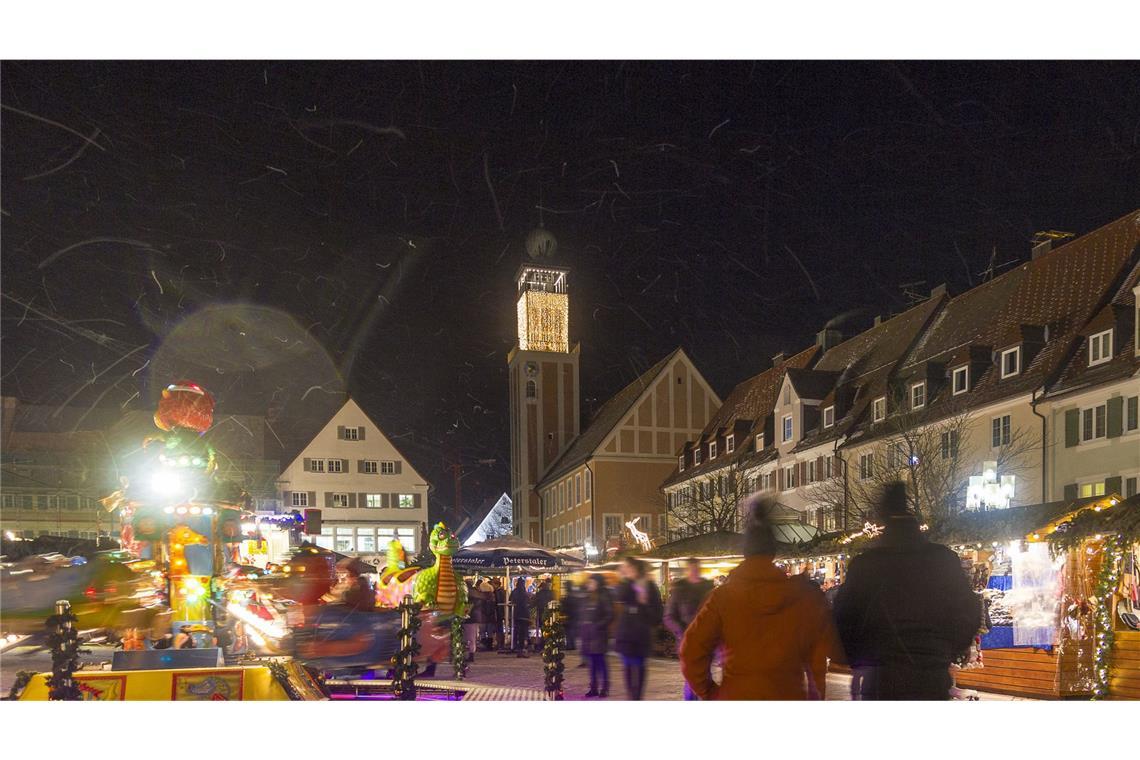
[
  {"x1": 661, "y1": 345, "x2": 819, "y2": 488},
  {"x1": 793, "y1": 294, "x2": 947, "y2": 452},
  {"x1": 538, "y1": 349, "x2": 681, "y2": 486},
  {"x1": 891, "y1": 209, "x2": 1140, "y2": 419},
  {"x1": 785, "y1": 367, "x2": 839, "y2": 401}
]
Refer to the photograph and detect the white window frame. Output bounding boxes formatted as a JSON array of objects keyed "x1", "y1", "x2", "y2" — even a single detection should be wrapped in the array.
[
  {"x1": 603, "y1": 513, "x2": 623, "y2": 539},
  {"x1": 872, "y1": 397, "x2": 886, "y2": 423},
  {"x1": 1079, "y1": 481, "x2": 1106, "y2": 498},
  {"x1": 709, "y1": 441, "x2": 718, "y2": 459},
  {"x1": 343, "y1": 427, "x2": 360, "y2": 441},
  {"x1": 941, "y1": 430, "x2": 958, "y2": 460},
  {"x1": 782, "y1": 415, "x2": 793, "y2": 442},
  {"x1": 911, "y1": 381, "x2": 926, "y2": 410},
  {"x1": 584, "y1": 516, "x2": 592, "y2": 543},
  {"x1": 1088, "y1": 330, "x2": 1113, "y2": 367},
  {"x1": 1000, "y1": 347, "x2": 1021, "y2": 379},
  {"x1": 1126, "y1": 396, "x2": 1139, "y2": 433},
  {"x1": 678, "y1": 455, "x2": 685, "y2": 471},
  {"x1": 327, "y1": 459, "x2": 344, "y2": 473},
  {"x1": 362, "y1": 460, "x2": 378, "y2": 474},
  {"x1": 991, "y1": 415, "x2": 1011, "y2": 448},
  {"x1": 397, "y1": 493, "x2": 416, "y2": 509},
  {"x1": 807, "y1": 459, "x2": 816, "y2": 483},
  {"x1": 365, "y1": 494, "x2": 384, "y2": 509},
  {"x1": 585, "y1": 469, "x2": 592, "y2": 499},
  {"x1": 291, "y1": 492, "x2": 309, "y2": 507},
  {"x1": 311, "y1": 459, "x2": 325, "y2": 473},
  {"x1": 726, "y1": 434, "x2": 735, "y2": 453},
  {"x1": 576, "y1": 474, "x2": 582, "y2": 505},
  {"x1": 952, "y1": 366, "x2": 969, "y2": 395},
  {"x1": 331, "y1": 492, "x2": 351, "y2": 508},
  {"x1": 380, "y1": 461, "x2": 396, "y2": 474},
  {"x1": 693, "y1": 449, "x2": 702, "y2": 465},
  {"x1": 1080, "y1": 403, "x2": 1107, "y2": 443},
  {"x1": 784, "y1": 465, "x2": 797, "y2": 490},
  {"x1": 859, "y1": 453, "x2": 874, "y2": 481},
  {"x1": 823, "y1": 406, "x2": 835, "y2": 428}
]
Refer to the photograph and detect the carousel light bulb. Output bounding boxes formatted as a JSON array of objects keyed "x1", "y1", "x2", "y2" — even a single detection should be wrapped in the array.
[
  {"x1": 179, "y1": 456, "x2": 190, "y2": 466},
  {"x1": 190, "y1": 506, "x2": 201, "y2": 515},
  {"x1": 163, "y1": 506, "x2": 175, "y2": 514},
  {"x1": 151, "y1": 469, "x2": 183, "y2": 496},
  {"x1": 202, "y1": 507, "x2": 213, "y2": 515},
  {"x1": 176, "y1": 507, "x2": 188, "y2": 515}
]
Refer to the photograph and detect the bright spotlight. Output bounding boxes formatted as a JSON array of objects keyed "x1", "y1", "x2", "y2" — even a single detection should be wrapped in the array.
[{"x1": 150, "y1": 470, "x2": 183, "y2": 496}]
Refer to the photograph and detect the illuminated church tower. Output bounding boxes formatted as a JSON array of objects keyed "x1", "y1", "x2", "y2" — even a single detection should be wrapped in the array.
[{"x1": 508, "y1": 231, "x2": 579, "y2": 543}]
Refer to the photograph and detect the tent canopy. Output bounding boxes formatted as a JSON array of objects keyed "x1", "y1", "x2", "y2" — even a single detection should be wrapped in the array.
[{"x1": 453, "y1": 535, "x2": 586, "y2": 573}]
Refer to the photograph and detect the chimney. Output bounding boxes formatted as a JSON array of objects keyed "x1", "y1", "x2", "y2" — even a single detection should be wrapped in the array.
[
  {"x1": 930, "y1": 283, "x2": 947, "y2": 298},
  {"x1": 815, "y1": 328, "x2": 843, "y2": 352},
  {"x1": 771, "y1": 351, "x2": 786, "y2": 366},
  {"x1": 873, "y1": 316, "x2": 883, "y2": 327},
  {"x1": 1032, "y1": 239, "x2": 1051, "y2": 260}
]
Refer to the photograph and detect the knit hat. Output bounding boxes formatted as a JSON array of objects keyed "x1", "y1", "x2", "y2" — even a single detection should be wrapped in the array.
[
  {"x1": 741, "y1": 496, "x2": 780, "y2": 557},
  {"x1": 875, "y1": 481, "x2": 913, "y2": 522}
]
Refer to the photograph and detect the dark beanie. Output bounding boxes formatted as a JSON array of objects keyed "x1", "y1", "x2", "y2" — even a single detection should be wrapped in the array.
[
  {"x1": 741, "y1": 496, "x2": 779, "y2": 557},
  {"x1": 875, "y1": 481, "x2": 912, "y2": 522}
]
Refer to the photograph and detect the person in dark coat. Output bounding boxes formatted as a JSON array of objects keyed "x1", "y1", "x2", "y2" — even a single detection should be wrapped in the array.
[
  {"x1": 579, "y1": 573, "x2": 614, "y2": 697},
  {"x1": 491, "y1": 578, "x2": 507, "y2": 650},
  {"x1": 833, "y1": 482, "x2": 981, "y2": 700},
  {"x1": 614, "y1": 557, "x2": 663, "y2": 700},
  {"x1": 509, "y1": 577, "x2": 531, "y2": 657},
  {"x1": 533, "y1": 578, "x2": 554, "y2": 651},
  {"x1": 664, "y1": 557, "x2": 714, "y2": 699}
]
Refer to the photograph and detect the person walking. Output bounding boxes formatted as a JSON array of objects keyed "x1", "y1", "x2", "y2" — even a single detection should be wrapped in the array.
[
  {"x1": 533, "y1": 578, "x2": 554, "y2": 651},
  {"x1": 833, "y1": 482, "x2": 980, "y2": 700},
  {"x1": 509, "y1": 577, "x2": 531, "y2": 657},
  {"x1": 680, "y1": 497, "x2": 840, "y2": 700},
  {"x1": 579, "y1": 573, "x2": 614, "y2": 698},
  {"x1": 664, "y1": 557, "x2": 714, "y2": 700},
  {"x1": 491, "y1": 577, "x2": 507, "y2": 650},
  {"x1": 614, "y1": 557, "x2": 663, "y2": 700},
  {"x1": 562, "y1": 579, "x2": 580, "y2": 652}
]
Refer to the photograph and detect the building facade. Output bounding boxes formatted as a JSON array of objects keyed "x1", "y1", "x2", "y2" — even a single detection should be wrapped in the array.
[{"x1": 276, "y1": 398, "x2": 430, "y2": 555}]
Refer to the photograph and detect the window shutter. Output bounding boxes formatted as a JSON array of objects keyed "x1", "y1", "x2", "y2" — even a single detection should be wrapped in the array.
[
  {"x1": 359, "y1": 492, "x2": 368, "y2": 508},
  {"x1": 799, "y1": 461, "x2": 807, "y2": 485},
  {"x1": 303, "y1": 458, "x2": 312, "y2": 472},
  {"x1": 414, "y1": 493, "x2": 422, "y2": 509},
  {"x1": 1106, "y1": 397, "x2": 1124, "y2": 438},
  {"x1": 816, "y1": 456, "x2": 825, "y2": 482},
  {"x1": 1064, "y1": 409, "x2": 1080, "y2": 448},
  {"x1": 1105, "y1": 476, "x2": 1123, "y2": 496},
  {"x1": 341, "y1": 459, "x2": 349, "y2": 473},
  {"x1": 282, "y1": 490, "x2": 293, "y2": 508},
  {"x1": 347, "y1": 493, "x2": 357, "y2": 508},
  {"x1": 337, "y1": 426, "x2": 345, "y2": 439},
  {"x1": 357, "y1": 459, "x2": 364, "y2": 473},
  {"x1": 778, "y1": 467, "x2": 785, "y2": 491},
  {"x1": 358, "y1": 426, "x2": 365, "y2": 440},
  {"x1": 1062, "y1": 483, "x2": 1078, "y2": 501},
  {"x1": 324, "y1": 491, "x2": 332, "y2": 508},
  {"x1": 307, "y1": 491, "x2": 316, "y2": 507},
  {"x1": 395, "y1": 461, "x2": 403, "y2": 475},
  {"x1": 381, "y1": 493, "x2": 390, "y2": 508}
]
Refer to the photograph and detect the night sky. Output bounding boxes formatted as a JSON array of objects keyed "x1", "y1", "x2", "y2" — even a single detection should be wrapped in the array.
[{"x1": 3, "y1": 61, "x2": 1139, "y2": 516}]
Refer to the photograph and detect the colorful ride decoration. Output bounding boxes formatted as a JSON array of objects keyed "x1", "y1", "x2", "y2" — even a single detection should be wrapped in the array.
[{"x1": 413, "y1": 523, "x2": 468, "y2": 617}]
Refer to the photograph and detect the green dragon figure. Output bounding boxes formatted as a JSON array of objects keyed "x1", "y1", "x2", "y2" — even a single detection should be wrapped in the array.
[{"x1": 412, "y1": 523, "x2": 467, "y2": 618}]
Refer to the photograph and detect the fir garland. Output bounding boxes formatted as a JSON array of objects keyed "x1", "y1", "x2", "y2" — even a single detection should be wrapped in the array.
[
  {"x1": 6, "y1": 671, "x2": 35, "y2": 701},
  {"x1": 1091, "y1": 535, "x2": 1123, "y2": 700},
  {"x1": 392, "y1": 595, "x2": 422, "y2": 700},
  {"x1": 45, "y1": 602, "x2": 82, "y2": 701},
  {"x1": 450, "y1": 616, "x2": 470, "y2": 680},
  {"x1": 541, "y1": 601, "x2": 566, "y2": 700}
]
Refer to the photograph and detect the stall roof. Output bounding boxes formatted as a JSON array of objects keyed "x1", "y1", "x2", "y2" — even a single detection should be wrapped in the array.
[{"x1": 1042, "y1": 494, "x2": 1140, "y2": 548}]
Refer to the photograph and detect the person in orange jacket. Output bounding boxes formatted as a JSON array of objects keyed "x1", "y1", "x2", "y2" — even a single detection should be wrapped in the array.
[{"x1": 680, "y1": 497, "x2": 841, "y2": 700}]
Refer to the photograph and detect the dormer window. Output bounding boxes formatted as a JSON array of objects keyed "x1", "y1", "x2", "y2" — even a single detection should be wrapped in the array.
[
  {"x1": 1000, "y1": 347, "x2": 1021, "y2": 378},
  {"x1": 952, "y1": 366, "x2": 969, "y2": 395},
  {"x1": 911, "y1": 381, "x2": 926, "y2": 410},
  {"x1": 678, "y1": 455, "x2": 685, "y2": 472},
  {"x1": 782, "y1": 415, "x2": 793, "y2": 443},
  {"x1": 755, "y1": 433, "x2": 764, "y2": 450},
  {"x1": 823, "y1": 406, "x2": 835, "y2": 428},
  {"x1": 1089, "y1": 329, "x2": 1113, "y2": 367},
  {"x1": 725, "y1": 434, "x2": 735, "y2": 453},
  {"x1": 693, "y1": 449, "x2": 702, "y2": 466},
  {"x1": 709, "y1": 441, "x2": 718, "y2": 459},
  {"x1": 872, "y1": 397, "x2": 886, "y2": 423}
]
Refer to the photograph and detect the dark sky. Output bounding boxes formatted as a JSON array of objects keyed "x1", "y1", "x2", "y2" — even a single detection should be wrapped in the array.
[{"x1": 3, "y1": 61, "x2": 1139, "y2": 516}]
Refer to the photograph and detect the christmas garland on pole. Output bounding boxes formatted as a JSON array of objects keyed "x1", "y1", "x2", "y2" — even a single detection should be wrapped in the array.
[
  {"x1": 541, "y1": 600, "x2": 566, "y2": 700},
  {"x1": 392, "y1": 595, "x2": 422, "y2": 700},
  {"x1": 450, "y1": 615, "x2": 470, "y2": 680},
  {"x1": 46, "y1": 600, "x2": 82, "y2": 701},
  {"x1": 1092, "y1": 534, "x2": 1123, "y2": 700}
]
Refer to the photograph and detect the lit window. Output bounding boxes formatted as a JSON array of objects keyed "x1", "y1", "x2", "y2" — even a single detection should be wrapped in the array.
[
  {"x1": 363, "y1": 460, "x2": 378, "y2": 474},
  {"x1": 357, "y1": 534, "x2": 376, "y2": 553},
  {"x1": 1079, "y1": 482, "x2": 1106, "y2": 498},
  {"x1": 783, "y1": 415, "x2": 793, "y2": 442},
  {"x1": 911, "y1": 382, "x2": 925, "y2": 409},
  {"x1": 709, "y1": 441, "x2": 718, "y2": 459},
  {"x1": 344, "y1": 427, "x2": 359, "y2": 441},
  {"x1": 872, "y1": 397, "x2": 886, "y2": 423},
  {"x1": 952, "y1": 366, "x2": 969, "y2": 395},
  {"x1": 397, "y1": 494, "x2": 416, "y2": 509},
  {"x1": 1000, "y1": 347, "x2": 1020, "y2": 378},
  {"x1": 991, "y1": 415, "x2": 1012, "y2": 447},
  {"x1": 1088, "y1": 330, "x2": 1113, "y2": 367},
  {"x1": 726, "y1": 435, "x2": 735, "y2": 453},
  {"x1": 366, "y1": 494, "x2": 383, "y2": 508},
  {"x1": 327, "y1": 459, "x2": 344, "y2": 473},
  {"x1": 291, "y1": 492, "x2": 308, "y2": 507},
  {"x1": 823, "y1": 406, "x2": 835, "y2": 428},
  {"x1": 1081, "y1": 404, "x2": 1107, "y2": 442},
  {"x1": 332, "y1": 492, "x2": 350, "y2": 508}
]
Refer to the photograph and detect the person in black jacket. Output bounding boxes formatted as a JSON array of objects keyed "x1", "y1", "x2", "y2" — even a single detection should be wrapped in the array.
[
  {"x1": 509, "y1": 577, "x2": 531, "y2": 657},
  {"x1": 663, "y1": 558, "x2": 714, "y2": 700},
  {"x1": 533, "y1": 578, "x2": 554, "y2": 652},
  {"x1": 579, "y1": 573, "x2": 614, "y2": 697},
  {"x1": 833, "y1": 482, "x2": 981, "y2": 700},
  {"x1": 491, "y1": 578, "x2": 507, "y2": 650},
  {"x1": 614, "y1": 557, "x2": 663, "y2": 700}
]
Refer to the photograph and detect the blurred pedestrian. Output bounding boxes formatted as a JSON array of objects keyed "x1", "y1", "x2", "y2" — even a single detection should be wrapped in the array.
[
  {"x1": 463, "y1": 578, "x2": 483, "y2": 661},
  {"x1": 614, "y1": 557, "x2": 662, "y2": 700},
  {"x1": 562, "y1": 579, "x2": 580, "y2": 651},
  {"x1": 580, "y1": 573, "x2": 614, "y2": 698},
  {"x1": 510, "y1": 577, "x2": 531, "y2": 657},
  {"x1": 680, "y1": 498, "x2": 840, "y2": 700},
  {"x1": 833, "y1": 482, "x2": 980, "y2": 700},
  {"x1": 664, "y1": 557, "x2": 714, "y2": 700},
  {"x1": 534, "y1": 577, "x2": 554, "y2": 651},
  {"x1": 491, "y1": 577, "x2": 507, "y2": 650}
]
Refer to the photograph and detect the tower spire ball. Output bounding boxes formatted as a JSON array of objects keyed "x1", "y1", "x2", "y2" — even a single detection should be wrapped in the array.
[{"x1": 525, "y1": 227, "x2": 558, "y2": 260}]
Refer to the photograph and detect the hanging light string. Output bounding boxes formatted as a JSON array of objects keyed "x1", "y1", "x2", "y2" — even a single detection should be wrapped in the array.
[{"x1": 1091, "y1": 534, "x2": 1124, "y2": 700}]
